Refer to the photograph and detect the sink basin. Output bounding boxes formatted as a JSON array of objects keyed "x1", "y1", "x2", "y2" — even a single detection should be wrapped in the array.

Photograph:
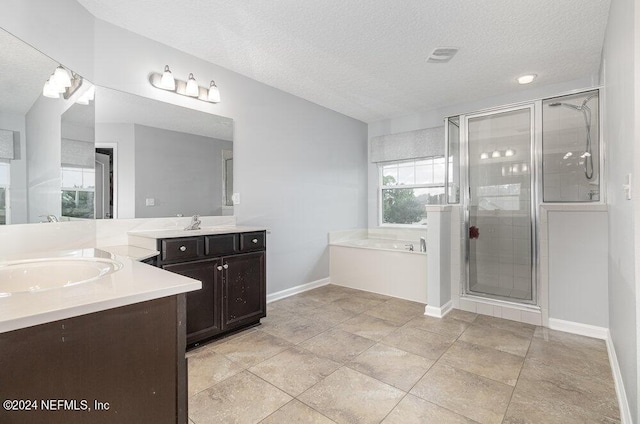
[{"x1": 0, "y1": 257, "x2": 123, "y2": 295}]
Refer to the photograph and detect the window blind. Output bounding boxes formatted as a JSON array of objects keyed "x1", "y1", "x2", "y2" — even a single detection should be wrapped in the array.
[{"x1": 370, "y1": 126, "x2": 444, "y2": 163}]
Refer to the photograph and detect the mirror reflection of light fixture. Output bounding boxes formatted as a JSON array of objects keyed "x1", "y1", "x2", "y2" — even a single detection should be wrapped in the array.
[
  {"x1": 491, "y1": 150, "x2": 501, "y2": 158},
  {"x1": 42, "y1": 65, "x2": 83, "y2": 100},
  {"x1": 185, "y1": 73, "x2": 199, "y2": 97},
  {"x1": 149, "y1": 65, "x2": 221, "y2": 103},
  {"x1": 160, "y1": 65, "x2": 176, "y2": 90},
  {"x1": 53, "y1": 65, "x2": 72, "y2": 88},
  {"x1": 505, "y1": 148, "x2": 515, "y2": 157}
]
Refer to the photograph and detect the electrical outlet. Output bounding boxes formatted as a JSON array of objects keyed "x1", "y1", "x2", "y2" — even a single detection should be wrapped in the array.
[
  {"x1": 231, "y1": 193, "x2": 240, "y2": 205},
  {"x1": 145, "y1": 198, "x2": 155, "y2": 206}
]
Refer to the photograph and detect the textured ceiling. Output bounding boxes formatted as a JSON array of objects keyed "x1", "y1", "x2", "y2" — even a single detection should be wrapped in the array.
[
  {"x1": 78, "y1": 0, "x2": 611, "y2": 123},
  {"x1": 0, "y1": 28, "x2": 57, "y2": 114}
]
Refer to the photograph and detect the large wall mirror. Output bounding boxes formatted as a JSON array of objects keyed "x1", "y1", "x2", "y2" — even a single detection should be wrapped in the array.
[{"x1": 0, "y1": 27, "x2": 233, "y2": 224}]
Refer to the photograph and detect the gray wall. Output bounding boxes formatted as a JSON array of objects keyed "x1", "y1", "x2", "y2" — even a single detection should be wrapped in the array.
[
  {"x1": 0, "y1": 0, "x2": 369, "y2": 295},
  {"x1": 134, "y1": 124, "x2": 231, "y2": 218},
  {"x1": 548, "y1": 211, "x2": 608, "y2": 327},
  {"x1": 602, "y1": 0, "x2": 638, "y2": 419}
]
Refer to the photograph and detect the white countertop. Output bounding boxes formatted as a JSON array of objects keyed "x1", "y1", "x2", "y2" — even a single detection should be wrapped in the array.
[
  {"x1": 98, "y1": 245, "x2": 160, "y2": 261},
  {"x1": 0, "y1": 248, "x2": 201, "y2": 333},
  {"x1": 128, "y1": 225, "x2": 267, "y2": 240}
]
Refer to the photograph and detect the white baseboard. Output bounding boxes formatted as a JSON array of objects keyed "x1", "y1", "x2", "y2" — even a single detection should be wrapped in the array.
[
  {"x1": 547, "y1": 318, "x2": 608, "y2": 340},
  {"x1": 606, "y1": 330, "x2": 633, "y2": 424},
  {"x1": 424, "y1": 300, "x2": 453, "y2": 318},
  {"x1": 266, "y1": 278, "x2": 330, "y2": 303}
]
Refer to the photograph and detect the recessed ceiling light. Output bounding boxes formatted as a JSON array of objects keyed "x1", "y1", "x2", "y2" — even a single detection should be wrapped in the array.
[{"x1": 517, "y1": 74, "x2": 537, "y2": 84}]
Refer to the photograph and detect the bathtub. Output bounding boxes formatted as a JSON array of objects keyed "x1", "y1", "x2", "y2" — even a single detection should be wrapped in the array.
[{"x1": 329, "y1": 237, "x2": 428, "y2": 303}]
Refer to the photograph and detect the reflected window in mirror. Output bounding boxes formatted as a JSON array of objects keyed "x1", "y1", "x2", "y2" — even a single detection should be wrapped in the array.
[{"x1": 61, "y1": 166, "x2": 95, "y2": 219}]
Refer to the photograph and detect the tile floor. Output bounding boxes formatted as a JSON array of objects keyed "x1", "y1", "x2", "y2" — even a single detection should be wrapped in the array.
[{"x1": 186, "y1": 285, "x2": 620, "y2": 424}]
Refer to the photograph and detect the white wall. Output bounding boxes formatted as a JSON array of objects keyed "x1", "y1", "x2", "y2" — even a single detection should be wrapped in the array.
[
  {"x1": 0, "y1": 1, "x2": 369, "y2": 295},
  {"x1": 602, "y1": 0, "x2": 638, "y2": 420}
]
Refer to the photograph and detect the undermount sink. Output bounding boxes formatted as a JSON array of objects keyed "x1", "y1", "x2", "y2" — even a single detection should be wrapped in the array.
[{"x1": 0, "y1": 257, "x2": 123, "y2": 295}]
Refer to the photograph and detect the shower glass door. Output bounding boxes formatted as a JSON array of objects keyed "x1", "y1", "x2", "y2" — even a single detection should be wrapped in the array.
[{"x1": 465, "y1": 105, "x2": 535, "y2": 303}]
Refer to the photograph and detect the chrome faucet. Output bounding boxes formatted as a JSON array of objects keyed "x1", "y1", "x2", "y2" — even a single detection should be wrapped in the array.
[
  {"x1": 40, "y1": 214, "x2": 58, "y2": 223},
  {"x1": 420, "y1": 237, "x2": 426, "y2": 253},
  {"x1": 184, "y1": 214, "x2": 201, "y2": 230}
]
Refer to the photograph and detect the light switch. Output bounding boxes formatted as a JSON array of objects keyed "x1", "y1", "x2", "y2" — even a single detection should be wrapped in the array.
[
  {"x1": 145, "y1": 198, "x2": 155, "y2": 206},
  {"x1": 231, "y1": 193, "x2": 240, "y2": 205}
]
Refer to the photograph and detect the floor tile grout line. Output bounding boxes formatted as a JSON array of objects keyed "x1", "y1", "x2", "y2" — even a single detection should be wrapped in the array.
[{"x1": 499, "y1": 326, "x2": 536, "y2": 423}]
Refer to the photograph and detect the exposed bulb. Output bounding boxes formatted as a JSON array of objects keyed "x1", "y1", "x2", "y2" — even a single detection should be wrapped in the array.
[
  {"x1": 53, "y1": 65, "x2": 72, "y2": 88},
  {"x1": 480, "y1": 152, "x2": 489, "y2": 160},
  {"x1": 185, "y1": 73, "x2": 199, "y2": 97},
  {"x1": 207, "y1": 80, "x2": 221, "y2": 103},
  {"x1": 42, "y1": 78, "x2": 60, "y2": 98},
  {"x1": 505, "y1": 148, "x2": 515, "y2": 157},
  {"x1": 160, "y1": 65, "x2": 176, "y2": 90},
  {"x1": 491, "y1": 150, "x2": 501, "y2": 158}
]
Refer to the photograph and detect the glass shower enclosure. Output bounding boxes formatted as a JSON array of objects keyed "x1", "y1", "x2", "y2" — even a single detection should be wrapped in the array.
[{"x1": 463, "y1": 105, "x2": 536, "y2": 303}]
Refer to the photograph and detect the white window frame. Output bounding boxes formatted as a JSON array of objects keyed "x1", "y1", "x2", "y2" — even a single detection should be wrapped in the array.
[{"x1": 378, "y1": 156, "x2": 446, "y2": 227}]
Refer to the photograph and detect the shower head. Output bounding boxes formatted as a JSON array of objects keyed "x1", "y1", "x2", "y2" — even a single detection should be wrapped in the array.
[{"x1": 549, "y1": 102, "x2": 580, "y2": 110}]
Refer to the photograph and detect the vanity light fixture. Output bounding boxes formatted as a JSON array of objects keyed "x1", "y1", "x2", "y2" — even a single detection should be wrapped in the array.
[
  {"x1": 491, "y1": 150, "x2": 502, "y2": 158},
  {"x1": 505, "y1": 148, "x2": 515, "y2": 157},
  {"x1": 480, "y1": 152, "x2": 489, "y2": 160},
  {"x1": 42, "y1": 65, "x2": 83, "y2": 100},
  {"x1": 149, "y1": 65, "x2": 221, "y2": 103}
]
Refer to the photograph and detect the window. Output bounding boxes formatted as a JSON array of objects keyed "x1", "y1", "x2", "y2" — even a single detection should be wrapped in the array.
[
  {"x1": 379, "y1": 157, "x2": 446, "y2": 225},
  {"x1": 61, "y1": 166, "x2": 95, "y2": 219}
]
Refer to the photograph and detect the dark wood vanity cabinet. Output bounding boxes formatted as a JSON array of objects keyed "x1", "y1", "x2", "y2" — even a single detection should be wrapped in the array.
[{"x1": 157, "y1": 231, "x2": 266, "y2": 347}]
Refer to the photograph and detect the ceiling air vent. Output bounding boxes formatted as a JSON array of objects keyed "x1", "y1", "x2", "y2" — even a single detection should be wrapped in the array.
[{"x1": 427, "y1": 47, "x2": 459, "y2": 63}]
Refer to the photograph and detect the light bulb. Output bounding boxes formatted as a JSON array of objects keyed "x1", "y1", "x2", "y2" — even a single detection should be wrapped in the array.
[
  {"x1": 86, "y1": 85, "x2": 95, "y2": 101},
  {"x1": 491, "y1": 150, "x2": 501, "y2": 158},
  {"x1": 42, "y1": 78, "x2": 60, "y2": 98},
  {"x1": 53, "y1": 65, "x2": 72, "y2": 88},
  {"x1": 160, "y1": 65, "x2": 175, "y2": 90},
  {"x1": 505, "y1": 148, "x2": 515, "y2": 157},
  {"x1": 521, "y1": 164, "x2": 529, "y2": 172},
  {"x1": 207, "y1": 80, "x2": 220, "y2": 103},
  {"x1": 517, "y1": 74, "x2": 537, "y2": 84},
  {"x1": 512, "y1": 164, "x2": 519, "y2": 173},
  {"x1": 185, "y1": 73, "x2": 199, "y2": 97},
  {"x1": 480, "y1": 152, "x2": 489, "y2": 160}
]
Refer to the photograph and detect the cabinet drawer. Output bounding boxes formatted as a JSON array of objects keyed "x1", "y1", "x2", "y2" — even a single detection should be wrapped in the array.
[
  {"x1": 205, "y1": 234, "x2": 238, "y2": 256},
  {"x1": 239, "y1": 232, "x2": 265, "y2": 251},
  {"x1": 161, "y1": 237, "x2": 202, "y2": 261}
]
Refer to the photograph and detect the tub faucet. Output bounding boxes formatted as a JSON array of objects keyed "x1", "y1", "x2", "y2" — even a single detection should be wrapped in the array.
[
  {"x1": 405, "y1": 244, "x2": 414, "y2": 252},
  {"x1": 184, "y1": 215, "x2": 201, "y2": 230},
  {"x1": 40, "y1": 214, "x2": 58, "y2": 223},
  {"x1": 420, "y1": 237, "x2": 426, "y2": 253}
]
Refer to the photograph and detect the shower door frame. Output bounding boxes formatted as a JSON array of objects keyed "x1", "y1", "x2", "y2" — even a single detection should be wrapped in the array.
[{"x1": 460, "y1": 103, "x2": 539, "y2": 306}]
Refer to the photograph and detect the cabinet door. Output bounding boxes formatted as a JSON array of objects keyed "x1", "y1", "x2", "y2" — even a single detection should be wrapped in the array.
[
  {"x1": 163, "y1": 259, "x2": 221, "y2": 344},
  {"x1": 222, "y1": 251, "x2": 266, "y2": 330}
]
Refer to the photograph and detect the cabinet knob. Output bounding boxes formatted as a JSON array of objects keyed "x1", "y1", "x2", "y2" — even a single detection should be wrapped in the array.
[
  {"x1": 223, "y1": 264, "x2": 229, "y2": 269},
  {"x1": 179, "y1": 246, "x2": 187, "y2": 252},
  {"x1": 252, "y1": 239, "x2": 258, "y2": 244},
  {"x1": 217, "y1": 266, "x2": 223, "y2": 271}
]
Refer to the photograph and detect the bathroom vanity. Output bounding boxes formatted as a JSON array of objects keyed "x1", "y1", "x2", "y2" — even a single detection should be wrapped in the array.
[
  {"x1": 0, "y1": 249, "x2": 201, "y2": 424},
  {"x1": 130, "y1": 227, "x2": 267, "y2": 348}
]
